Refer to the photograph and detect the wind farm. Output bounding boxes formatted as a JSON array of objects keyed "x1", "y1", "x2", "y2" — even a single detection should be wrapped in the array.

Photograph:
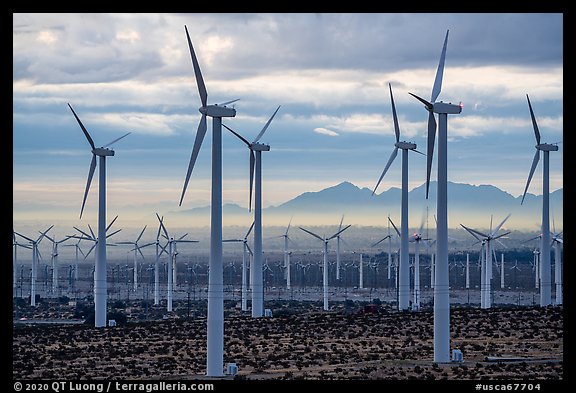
[{"x1": 13, "y1": 14, "x2": 563, "y2": 384}]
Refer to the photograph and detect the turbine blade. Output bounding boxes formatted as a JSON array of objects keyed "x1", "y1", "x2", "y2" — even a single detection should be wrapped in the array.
[
  {"x1": 521, "y1": 149, "x2": 540, "y2": 205},
  {"x1": 184, "y1": 25, "x2": 207, "y2": 107},
  {"x1": 218, "y1": 98, "x2": 240, "y2": 107},
  {"x1": 286, "y1": 217, "x2": 292, "y2": 235},
  {"x1": 106, "y1": 229, "x2": 122, "y2": 239},
  {"x1": 388, "y1": 217, "x2": 401, "y2": 237},
  {"x1": 412, "y1": 148, "x2": 426, "y2": 156},
  {"x1": 372, "y1": 147, "x2": 399, "y2": 195},
  {"x1": 299, "y1": 227, "x2": 324, "y2": 242},
  {"x1": 68, "y1": 103, "x2": 95, "y2": 150},
  {"x1": 156, "y1": 213, "x2": 169, "y2": 240},
  {"x1": 526, "y1": 94, "x2": 541, "y2": 145},
  {"x1": 102, "y1": 132, "x2": 131, "y2": 148},
  {"x1": 88, "y1": 224, "x2": 96, "y2": 239},
  {"x1": 389, "y1": 83, "x2": 400, "y2": 143},
  {"x1": 246, "y1": 221, "x2": 255, "y2": 239},
  {"x1": 14, "y1": 232, "x2": 34, "y2": 243},
  {"x1": 180, "y1": 114, "x2": 208, "y2": 206},
  {"x1": 222, "y1": 124, "x2": 251, "y2": 146},
  {"x1": 493, "y1": 231, "x2": 511, "y2": 241},
  {"x1": 371, "y1": 235, "x2": 391, "y2": 248},
  {"x1": 80, "y1": 154, "x2": 97, "y2": 219},
  {"x1": 106, "y1": 215, "x2": 119, "y2": 233},
  {"x1": 460, "y1": 224, "x2": 482, "y2": 242},
  {"x1": 253, "y1": 105, "x2": 281, "y2": 143},
  {"x1": 73, "y1": 226, "x2": 92, "y2": 240},
  {"x1": 408, "y1": 93, "x2": 433, "y2": 110},
  {"x1": 136, "y1": 225, "x2": 147, "y2": 243},
  {"x1": 328, "y1": 224, "x2": 351, "y2": 240},
  {"x1": 245, "y1": 243, "x2": 253, "y2": 256},
  {"x1": 339, "y1": 214, "x2": 345, "y2": 231},
  {"x1": 431, "y1": 30, "x2": 449, "y2": 103},
  {"x1": 493, "y1": 213, "x2": 512, "y2": 235}
]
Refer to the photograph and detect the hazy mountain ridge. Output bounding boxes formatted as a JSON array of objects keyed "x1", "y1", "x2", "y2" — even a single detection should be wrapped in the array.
[{"x1": 175, "y1": 180, "x2": 563, "y2": 231}]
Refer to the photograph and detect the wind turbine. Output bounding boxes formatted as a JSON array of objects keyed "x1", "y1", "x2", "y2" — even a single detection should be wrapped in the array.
[
  {"x1": 460, "y1": 213, "x2": 511, "y2": 309},
  {"x1": 551, "y1": 223, "x2": 563, "y2": 305},
  {"x1": 222, "y1": 105, "x2": 280, "y2": 317},
  {"x1": 409, "y1": 29, "x2": 462, "y2": 363},
  {"x1": 13, "y1": 233, "x2": 32, "y2": 297},
  {"x1": 145, "y1": 214, "x2": 170, "y2": 306},
  {"x1": 62, "y1": 237, "x2": 86, "y2": 285},
  {"x1": 178, "y1": 26, "x2": 238, "y2": 377},
  {"x1": 223, "y1": 221, "x2": 254, "y2": 312},
  {"x1": 13, "y1": 226, "x2": 53, "y2": 306},
  {"x1": 157, "y1": 214, "x2": 199, "y2": 312},
  {"x1": 43, "y1": 233, "x2": 71, "y2": 295},
  {"x1": 68, "y1": 103, "x2": 130, "y2": 327},
  {"x1": 373, "y1": 83, "x2": 425, "y2": 311},
  {"x1": 520, "y1": 94, "x2": 560, "y2": 307},
  {"x1": 116, "y1": 226, "x2": 148, "y2": 291},
  {"x1": 334, "y1": 215, "x2": 347, "y2": 281},
  {"x1": 370, "y1": 220, "x2": 392, "y2": 285},
  {"x1": 299, "y1": 224, "x2": 351, "y2": 311},
  {"x1": 410, "y1": 216, "x2": 432, "y2": 311},
  {"x1": 279, "y1": 218, "x2": 293, "y2": 290}
]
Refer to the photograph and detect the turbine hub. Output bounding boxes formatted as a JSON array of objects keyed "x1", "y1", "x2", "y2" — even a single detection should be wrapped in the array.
[
  {"x1": 536, "y1": 143, "x2": 559, "y2": 152},
  {"x1": 201, "y1": 105, "x2": 236, "y2": 118},
  {"x1": 433, "y1": 101, "x2": 463, "y2": 115},
  {"x1": 93, "y1": 148, "x2": 115, "y2": 156},
  {"x1": 396, "y1": 141, "x2": 417, "y2": 150},
  {"x1": 250, "y1": 142, "x2": 270, "y2": 151}
]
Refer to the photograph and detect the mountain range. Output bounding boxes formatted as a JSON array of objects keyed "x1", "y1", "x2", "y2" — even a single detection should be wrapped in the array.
[{"x1": 174, "y1": 181, "x2": 563, "y2": 231}]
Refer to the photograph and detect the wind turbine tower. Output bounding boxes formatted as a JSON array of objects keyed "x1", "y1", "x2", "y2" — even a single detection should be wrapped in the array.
[
  {"x1": 299, "y1": 225, "x2": 351, "y2": 311},
  {"x1": 68, "y1": 103, "x2": 130, "y2": 327},
  {"x1": 373, "y1": 83, "x2": 424, "y2": 311},
  {"x1": 179, "y1": 26, "x2": 238, "y2": 377},
  {"x1": 223, "y1": 222, "x2": 254, "y2": 312},
  {"x1": 223, "y1": 105, "x2": 280, "y2": 317},
  {"x1": 520, "y1": 94, "x2": 560, "y2": 307},
  {"x1": 409, "y1": 30, "x2": 462, "y2": 362},
  {"x1": 14, "y1": 226, "x2": 53, "y2": 306}
]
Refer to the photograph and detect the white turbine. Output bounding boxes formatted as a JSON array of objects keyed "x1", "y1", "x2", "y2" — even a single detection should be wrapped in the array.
[
  {"x1": 222, "y1": 105, "x2": 280, "y2": 318},
  {"x1": 43, "y1": 234, "x2": 71, "y2": 295},
  {"x1": 520, "y1": 94, "x2": 560, "y2": 307},
  {"x1": 279, "y1": 218, "x2": 293, "y2": 290},
  {"x1": 460, "y1": 213, "x2": 511, "y2": 309},
  {"x1": 117, "y1": 226, "x2": 148, "y2": 291},
  {"x1": 335, "y1": 215, "x2": 346, "y2": 281},
  {"x1": 145, "y1": 214, "x2": 170, "y2": 306},
  {"x1": 299, "y1": 224, "x2": 351, "y2": 311},
  {"x1": 14, "y1": 226, "x2": 53, "y2": 306},
  {"x1": 179, "y1": 26, "x2": 238, "y2": 377},
  {"x1": 68, "y1": 103, "x2": 130, "y2": 327},
  {"x1": 13, "y1": 233, "x2": 32, "y2": 297},
  {"x1": 62, "y1": 237, "x2": 86, "y2": 286},
  {"x1": 223, "y1": 222, "x2": 254, "y2": 312},
  {"x1": 551, "y1": 223, "x2": 563, "y2": 305},
  {"x1": 409, "y1": 30, "x2": 462, "y2": 363},
  {"x1": 410, "y1": 216, "x2": 432, "y2": 311},
  {"x1": 157, "y1": 214, "x2": 199, "y2": 313},
  {"x1": 373, "y1": 83, "x2": 425, "y2": 311}
]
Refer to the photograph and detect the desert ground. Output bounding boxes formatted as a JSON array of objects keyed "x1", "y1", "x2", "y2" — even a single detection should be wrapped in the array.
[{"x1": 12, "y1": 298, "x2": 563, "y2": 382}]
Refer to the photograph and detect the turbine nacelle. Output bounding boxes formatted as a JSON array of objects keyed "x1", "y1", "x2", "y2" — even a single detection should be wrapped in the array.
[
  {"x1": 250, "y1": 142, "x2": 270, "y2": 152},
  {"x1": 200, "y1": 104, "x2": 236, "y2": 118},
  {"x1": 536, "y1": 143, "x2": 559, "y2": 152},
  {"x1": 396, "y1": 141, "x2": 417, "y2": 150},
  {"x1": 433, "y1": 101, "x2": 463, "y2": 115},
  {"x1": 92, "y1": 148, "x2": 115, "y2": 157}
]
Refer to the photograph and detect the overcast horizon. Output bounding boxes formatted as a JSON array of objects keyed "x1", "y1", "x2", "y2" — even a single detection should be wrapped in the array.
[{"x1": 13, "y1": 13, "x2": 563, "y2": 235}]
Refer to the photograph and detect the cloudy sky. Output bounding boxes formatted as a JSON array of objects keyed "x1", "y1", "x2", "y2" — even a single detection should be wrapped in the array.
[{"x1": 13, "y1": 13, "x2": 563, "y2": 234}]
